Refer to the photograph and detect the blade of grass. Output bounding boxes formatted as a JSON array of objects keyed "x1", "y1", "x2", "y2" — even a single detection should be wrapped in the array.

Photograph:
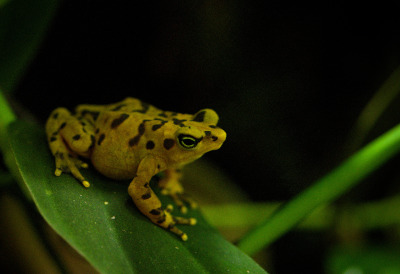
[
  {"x1": 347, "y1": 66, "x2": 400, "y2": 151},
  {"x1": 0, "y1": 91, "x2": 16, "y2": 136},
  {"x1": 0, "y1": 90, "x2": 16, "y2": 155},
  {"x1": 237, "y1": 122, "x2": 400, "y2": 255}
]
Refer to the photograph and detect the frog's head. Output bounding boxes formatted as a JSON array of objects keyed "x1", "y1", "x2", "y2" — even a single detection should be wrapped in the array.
[{"x1": 163, "y1": 109, "x2": 226, "y2": 166}]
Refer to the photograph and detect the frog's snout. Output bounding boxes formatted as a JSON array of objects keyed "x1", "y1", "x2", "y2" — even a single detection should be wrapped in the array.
[{"x1": 209, "y1": 128, "x2": 226, "y2": 149}]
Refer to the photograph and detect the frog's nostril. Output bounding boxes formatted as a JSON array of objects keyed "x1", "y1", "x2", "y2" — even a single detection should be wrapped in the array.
[{"x1": 212, "y1": 136, "x2": 218, "y2": 141}]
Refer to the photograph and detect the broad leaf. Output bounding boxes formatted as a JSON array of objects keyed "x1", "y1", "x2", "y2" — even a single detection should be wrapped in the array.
[{"x1": 8, "y1": 120, "x2": 266, "y2": 273}]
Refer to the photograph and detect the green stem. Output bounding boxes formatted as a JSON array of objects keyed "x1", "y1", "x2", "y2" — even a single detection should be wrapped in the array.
[{"x1": 237, "y1": 122, "x2": 400, "y2": 255}]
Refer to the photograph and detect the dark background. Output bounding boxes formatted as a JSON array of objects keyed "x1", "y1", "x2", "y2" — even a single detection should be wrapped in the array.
[{"x1": 13, "y1": 1, "x2": 400, "y2": 272}]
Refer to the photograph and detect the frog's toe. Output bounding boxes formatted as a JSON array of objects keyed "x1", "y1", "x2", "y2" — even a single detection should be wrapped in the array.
[
  {"x1": 69, "y1": 163, "x2": 90, "y2": 188},
  {"x1": 167, "y1": 224, "x2": 188, "y2": 241},
  {"x1": 165, "y1": 204, "x2": 174, "y2": 212},
  {"x1": 55, "y1": 168, "x2": 63, "y2": 176},
  {"x1": 179, "y1": 193, "x2": 198, "y2": 209},
  {"x1": 53, "y1": 151, "x2": 89, "y2": 188},
  {"x1": 173, "y1": 216, "x2": 197, "y2": 226},
  {"x1": 162, "y1": 191, "x2": 197, "y2": 213},
  {"x1": 167, "y1": 193, "x2": 187, "y2": 213},
  {"x1": 165, "y1": 215, "x2": 196, "y2": 241},
  {"x1": 175, "y1": 193, "x2": 198, "y2": 211},
  {"x1": 179, "y1": 205, "x2": 188, "y2": 214},
  {"x1": 69, "y1": 155, "x2": 89, "y2": 169}
]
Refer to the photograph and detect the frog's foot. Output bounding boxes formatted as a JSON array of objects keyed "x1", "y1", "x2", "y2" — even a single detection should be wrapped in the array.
[
  {"x1": 161, "y1": 189, "x2": 198, "y2": 214},
  {"x1": 158, "y1": 169, "x2": 198, "y2": 213},
  {"x1": 54, "y1": 151, "x2": 90, "y2": 188},
  {"x1": 155, "y1": 208, "x2": 197, "y2": 241},
  {"x1": 169, "y1": 217, "x2": 197, "y2": 241}
]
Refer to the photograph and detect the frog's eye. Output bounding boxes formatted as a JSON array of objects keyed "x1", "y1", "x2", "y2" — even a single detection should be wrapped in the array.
[{"x1": 178, "y1": 134, "x2": 202, "y2": 149}]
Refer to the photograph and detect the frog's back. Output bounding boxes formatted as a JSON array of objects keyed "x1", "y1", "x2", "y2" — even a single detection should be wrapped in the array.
[
  {"x1": 89, "y1": 110, "x2": 155, "y2": 180},
  {"x1": 85, "y1": 98, "x2": 192, "y2": 179}
]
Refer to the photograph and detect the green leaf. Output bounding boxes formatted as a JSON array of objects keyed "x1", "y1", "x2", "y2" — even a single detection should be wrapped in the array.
[
  {"x1": 8, "y1": 120, "x2": 266, "y2": 273},
  {"x1": 0, "y1": 0, "x2": 59, "y2": 92}
]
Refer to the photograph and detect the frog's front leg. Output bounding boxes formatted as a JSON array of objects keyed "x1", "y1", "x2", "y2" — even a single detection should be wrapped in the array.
[
  {"x1": 46, "y1": 108, "x2": 94, "y2": 188},
  {"x1": 158, "y1": 168, "x2": 198, "y2": 214},
  {"x1": 128, "y1": 156, "x2": 196, "y2": 241}
]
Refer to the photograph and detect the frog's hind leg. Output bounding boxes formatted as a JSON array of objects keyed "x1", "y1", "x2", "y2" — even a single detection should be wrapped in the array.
[{"x1": 46, "y1": 107, "x2": 92, "y2": 188}]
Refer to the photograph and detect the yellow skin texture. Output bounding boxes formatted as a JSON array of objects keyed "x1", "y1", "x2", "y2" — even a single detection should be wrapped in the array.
[{"x1": 45, "y1": 97, "x2": 226, "y2": 240}]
